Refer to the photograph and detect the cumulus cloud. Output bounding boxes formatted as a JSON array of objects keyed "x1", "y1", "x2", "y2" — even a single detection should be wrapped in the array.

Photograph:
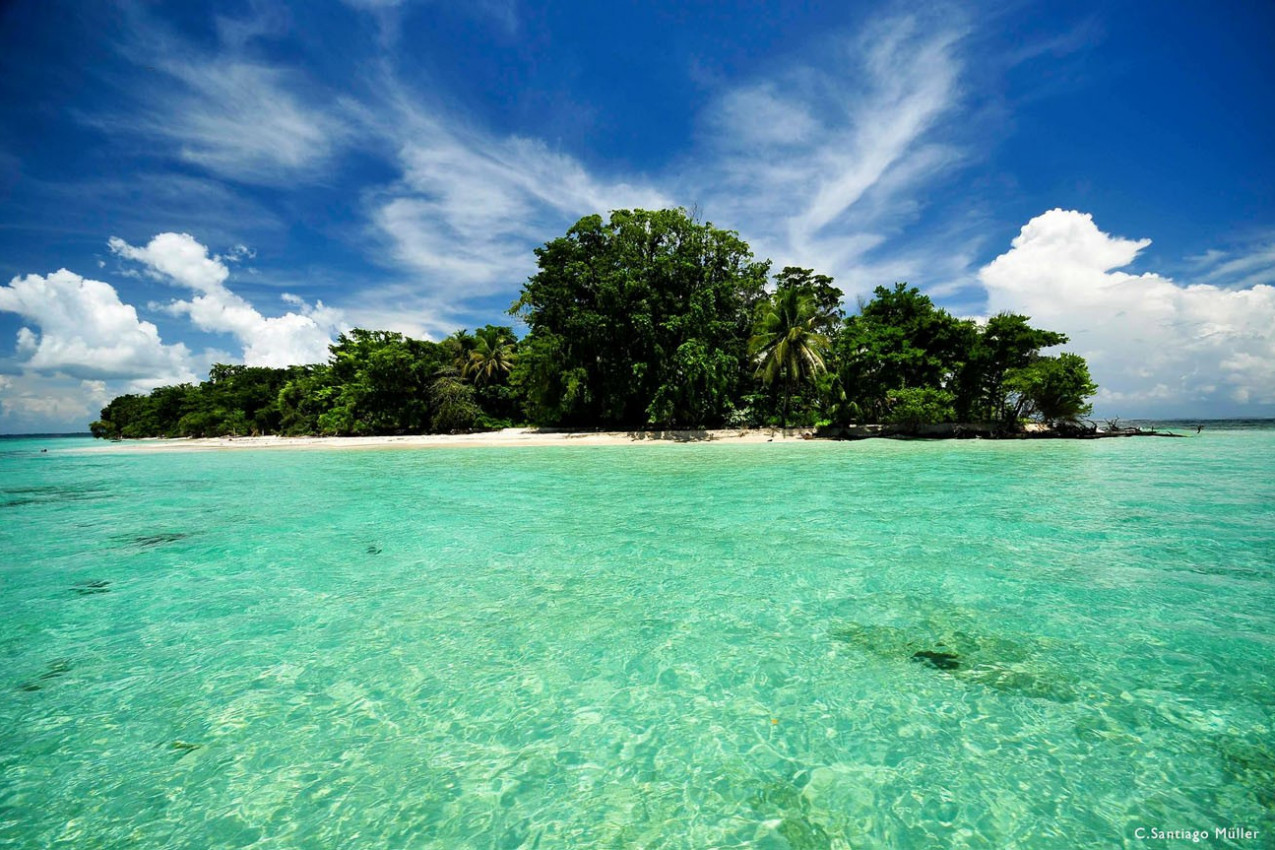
[
  {"x1": 980, "y1": 209, "x2": 1275, "y2": 413},
  {"x1": 109, "y1": 233, "x2": 343, "y2": 368},
  {"x1": 0, "y1": 268, "x2": 195, "y2": 382}
]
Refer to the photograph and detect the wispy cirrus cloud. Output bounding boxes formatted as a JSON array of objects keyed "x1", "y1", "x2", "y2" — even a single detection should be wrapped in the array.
[
  {"x1": 342, "y1": 77, "x2": 670, "y2": 335},
  {"x1": 694, "y1": 12, "x2": 972, "y2": 297},
  {"x1": 340, "y1": 0, "x2": 519, "y2": 39},
  {"x1": 350, "y1": 11, "x2": 973, "y2": 330},
  {"x1": 74, "y1": 4, "x2": 978, "y2": 334},
  {"x1": 1186, "y1": 239, "x2": 1275, "y2": 291},
  {"x1": 158, "y1": 62, "x2": 345, "y2": 183},
  {"x1": 84, "y1": 6, "x2": 350, "y2": 186},
  {"x1": 370, "y1": 125, "x2": 671, "y2": 293},
  {"x1": 129, "y1": 59, "x2": 346, "y2": 185}
]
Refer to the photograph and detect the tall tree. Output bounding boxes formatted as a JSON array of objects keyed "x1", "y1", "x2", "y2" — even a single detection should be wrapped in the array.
[
  {"x1": 511, "y1": 208, "x2": 769, "y2": 428},
  {"x1": 315, "y1": 329, "x2": 449, "y2": 435},
  {"x1": 835, "y1": 283, "x2": 975, "y2": 423},
  {"x1": 443, "y1": 330, "x2": 476, "y2": 374},
  {"x1": 954, "y1": 313, "x2": 1068, "y2": 423},
  {"x1": 750, "y1": 287, "x2": 830, "y2": 427},
  {"x1": 773, "y1": 267, "x2": 844, "y2": 334}
]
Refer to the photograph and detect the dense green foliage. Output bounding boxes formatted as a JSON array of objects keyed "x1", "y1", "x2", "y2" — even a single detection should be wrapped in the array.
[
  {"x1": 750, "y1": 286, "x2": 831, "y2": 427},
  {"x1": 91, "y1": 330, "x2": 496, "y2": 439},
  {"x1": 510, "y1": 208, "x2": 769, "y2": 428},
  {"x1": 1004, "y1": 352, "x2": 1098, "y2": 425},
  {"x1": 91, "y1": 208, "x2": 1098, "y2": 439}
]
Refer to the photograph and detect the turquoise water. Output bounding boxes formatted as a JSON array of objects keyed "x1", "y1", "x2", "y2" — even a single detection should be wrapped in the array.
[{"x1": 2, "y1": 431, "x2": 1273, "y2": 848}]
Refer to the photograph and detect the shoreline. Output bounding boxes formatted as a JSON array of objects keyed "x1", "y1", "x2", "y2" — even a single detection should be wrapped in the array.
[
  {"x1": 79, "y1": 423, "x2": 1188, "y2": 453},
  {"x1": 82, "y1": 428, "x2": 811, "y2": 452}
]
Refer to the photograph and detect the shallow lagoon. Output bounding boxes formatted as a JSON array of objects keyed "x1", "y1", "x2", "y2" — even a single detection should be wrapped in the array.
[{"x1": 2, "y1": 431, "x2": 1273, "y2": 848}]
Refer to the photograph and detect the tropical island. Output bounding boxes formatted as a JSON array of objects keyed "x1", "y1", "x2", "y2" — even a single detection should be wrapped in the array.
[{"x1": 90, "y1": 208, "x2": 1101, "y2": 442}]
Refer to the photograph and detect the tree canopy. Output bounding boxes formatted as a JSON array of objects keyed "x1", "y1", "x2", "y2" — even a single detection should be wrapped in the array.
[{"x1": 510, "y1": 208, "x2": 769, "y2": 428}]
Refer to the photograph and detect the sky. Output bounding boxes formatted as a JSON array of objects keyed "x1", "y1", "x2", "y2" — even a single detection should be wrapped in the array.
[{"x1": 1, "y1": 0, "x2": 1273, "y2": 432}]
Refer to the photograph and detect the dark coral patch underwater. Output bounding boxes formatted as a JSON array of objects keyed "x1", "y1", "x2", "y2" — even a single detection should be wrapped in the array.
[{"x1": 72, "y1": 580, "x2": 111, "y2": 596}]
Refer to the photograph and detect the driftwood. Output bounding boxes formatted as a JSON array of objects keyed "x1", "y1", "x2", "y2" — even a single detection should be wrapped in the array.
[{"x1": 1078, "y1": 427, "x2": 1185, "y2": 439}]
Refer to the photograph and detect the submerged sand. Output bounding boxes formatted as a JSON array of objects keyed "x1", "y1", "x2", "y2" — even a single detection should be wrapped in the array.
[{"x1": 85, "y1": 428, "x2": 818, "y2": 452}]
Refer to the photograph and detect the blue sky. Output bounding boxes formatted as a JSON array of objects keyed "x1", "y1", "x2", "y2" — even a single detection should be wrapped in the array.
[{"x1": 1, "y1": 0, "x2": 1273, "y2": 431}]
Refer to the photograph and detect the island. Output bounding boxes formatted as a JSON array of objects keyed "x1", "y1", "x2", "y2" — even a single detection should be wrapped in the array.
[{"x1": 90, "y1": 208, "x2": 1102, "y2": 442}]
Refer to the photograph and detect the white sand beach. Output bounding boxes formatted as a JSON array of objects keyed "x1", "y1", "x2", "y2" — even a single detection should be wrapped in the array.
[{"x1": 85, "y1": 427, "x2": 820, "y2": 452}]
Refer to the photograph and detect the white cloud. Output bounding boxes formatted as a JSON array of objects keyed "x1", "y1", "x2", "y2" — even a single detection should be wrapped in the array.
[
  {"x1": 341, "y1": 0, "x2": 519, "y2": 36},
  {"x1": 362, "y1": 90, "x2": 670, "y2": 301},
  {"x1": 696, "y1": 13, "x2": 970, "y2": 297},
  {"x1": 218, "y1": 244, "x2": 256, "y2": 264},
  {"x1": 156, "y1": 60, "x2": 343, "y2": 183},
  {"x1": 86, "y1": 6, "x2": 974, "y2": 327},
  {"x1": 95, "y1": 8, "x2": 348, "y2": 185},
  {"x1": 980, "y1": 209, "x2": 1275, "y2": 413},
  {"x1": 1189, "y1": 240, "x2": 1275, "y2": 290},
  {"x1": 108, "y1": 232, "x2": 230, "y2": 293},
  {"x1": 338, "y1": 12, "x2": 976, "y2": 328},
  {"x1": 0, "y1": 268, "x2": 195, "y2": 382},
  {"x1": 0, "y1": 374, "x2": 114, "y2": 431},
  {"x1": 334, "y1": 286, "x2": 468, "y2": 342},
  {"x1": 109, "y1": 233, "x2": 344, "y2": 368}
]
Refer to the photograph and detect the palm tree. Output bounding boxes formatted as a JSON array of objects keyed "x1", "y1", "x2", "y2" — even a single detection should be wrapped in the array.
[
  {"x1": 442, "y1": 329, "x2": 474, "y2": 374},
  {"x1": 750, "y1": 288, "x2": 830, "y2": 428},
  {"x1": 462, "y1": 326, "x2": 517, "y2": 385}
]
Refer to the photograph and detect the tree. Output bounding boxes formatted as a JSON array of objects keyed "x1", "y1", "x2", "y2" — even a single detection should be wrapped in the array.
[
  {"x1": 1004, "y1": 353, "x2": 1097, "y2": 425},
  {"x1": 463, "y1": 325, "x2": 517, "y2": 385},
  {"x1": 429, "y1": 375, "x2": 481, "y2": 433},
  {"x1": 954, "y1": 313, "x2": 1068, "y2": 423},
  {"x1": 277, "y1": 366, "x2": 333, "y2": 435},
  {"x1": 442, "y1": 330, "x2": 475, "y2": 374},
  {"x1": 315, "y1": 329, "x2": 449, "y2": 435},
  {"x1": 835, "y1": 284, "x2": 974, "y2": 423},
  {"x1": 750, "y1": 287, "x2": 830, "y2": 427},
  {"x1": 773, "y1": 267, "x2": 844, "y2": 334},
  {"x1": 511, "y1": 208, "x2": 769, "y2": 428},
  {"x1": 883, "y1": 387, "x2": 957, "y2": 428},
  {"x1": 86, "y1": 208, "x2": 1100, "y2": 439}
]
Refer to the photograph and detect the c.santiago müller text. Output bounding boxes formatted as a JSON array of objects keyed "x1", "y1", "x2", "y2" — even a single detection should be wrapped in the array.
[{"x1": 1134, "y1": 826, "x2": 1259, "y2": 842}]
